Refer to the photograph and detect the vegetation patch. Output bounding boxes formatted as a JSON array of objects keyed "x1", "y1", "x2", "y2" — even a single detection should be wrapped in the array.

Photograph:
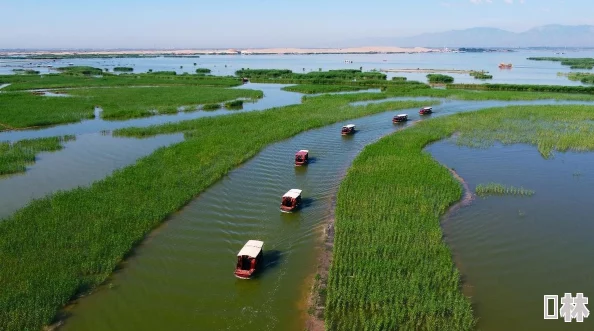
[
  {"x1": 561, "y1": 72, "x2": 594, "y2": 84},
  {"x1": 0, "y1": 136, "x2": 75, "y2": 176},
  {"x1": 427, "y1": 74, "x2": 455, "y2": 83},
  {"x1": 57, "y1": 66, "x2": 104, "y2": 76},
  {"x1": 224, "y1": 100, "x2": 243, "y2": 109},
  {"x1": 0, "y1": 92, "x2": 435, "y2": 331},
  {"x1": 202, "y1": 103, "x2": 222, "y2": 111},
  {"x1": 281, "y1": 84, "x2": 369, "y2": 94},
  {"x1": 236, "y1": 68, "x2": 387, "y2": 81},
  {"x1": 195, "y1": 68, "x2": 211, "y2": 74},
  {"x1": 391, "y1": 76, "x2": 407, "y2": 81},
  {"x1": 447, "y1": 83, "x2": 594, "y2": 94},
  {"x1": 113, "y1": 67, "x2": 133, "y2": 72},
  {"x1": 0, "y1": 73, "x2": 243, "y2": 91},
  {"x1": 475, "y1": 183, "x2": 534, "y2": 197},
  {"x1": 0, "y1": 85, "x2": 262, "y2": 129},
  {"x1": 327, "y1": 104, "x2": 594, "y2": 330},
  {"x1": 469, "y1": 70, "x2": 493, "y2": 80},
  {"x1": 528, "y1": 57, "x2": 594, "y2": 70}
]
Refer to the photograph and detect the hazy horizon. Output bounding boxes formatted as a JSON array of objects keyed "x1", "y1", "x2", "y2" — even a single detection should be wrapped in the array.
[{"x1": 1, "y1": 0, "x2": 593, "y2": 49}]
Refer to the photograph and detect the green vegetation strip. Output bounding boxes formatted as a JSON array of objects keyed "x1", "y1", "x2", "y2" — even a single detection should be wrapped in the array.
[
  {"x1": 427, "y1": 74, "x2": 455, "y2": 83},
  {"x1": 0, "y1": 72, "x2": 242, "y2": 91},
  {"x1": 475, "y1": 183, "x2": 534, "y2": 197},
  {"x1": 0, "y1": 136, "x2": 75, "y2": 176},
  {"x1": 0, "y1": 93, "x2": 435, "y2": 331},
  {"x1": 562, "y1": 72, "x2": 594, "y2": 85},
  {"x1": 528, "y1": 57, "x2": 594, "y2": 70},
  {"x1": 281, "y1": 84, "x2": 371, "y2": 94},
  {"x1": 0, "y1": 86, "x2": 262, "y2": 129},
  {"x1": 446, "y1": 83, "x2": 594, "y2": 94},
  {"x1": 327, "y1": 104, "x2": 594, "y2": 330},
  {"x1": 236, "y1": 68, "x2": 387, "y2": 80}
]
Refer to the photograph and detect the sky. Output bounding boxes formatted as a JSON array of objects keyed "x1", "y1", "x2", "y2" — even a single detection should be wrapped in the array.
[{"x1": 0, "y1": 0, "x2": 592, "y2": 49}]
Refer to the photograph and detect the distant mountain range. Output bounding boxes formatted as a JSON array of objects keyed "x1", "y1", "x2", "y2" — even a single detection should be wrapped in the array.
[{"x1": 350, "y1": 25, "x2": 594, "y2": 48}]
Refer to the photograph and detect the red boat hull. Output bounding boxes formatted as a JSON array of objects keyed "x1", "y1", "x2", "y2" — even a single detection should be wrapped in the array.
[
  {"x1": 280, "y1": 205, "x2": 297, "y2": 212},
  {"x1": 234, "y1": 269, "x2": 255, "y2": 279}
]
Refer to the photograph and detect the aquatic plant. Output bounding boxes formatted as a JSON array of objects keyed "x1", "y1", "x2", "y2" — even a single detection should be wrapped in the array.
[
  {"x1": 113, "y1": 67, "x2": 133, "y2": 72},
  {"x1": 196, "y1": 68, "x2": 211, "y2": 74},
  {"x1": 0, "y1": 136, "x2": 75, "y2": 176},
  {"x1": 224, "y1": 100, "x2": 243, "y2": 109},
  {"x1": 0, "y1": 85, "x2": 262, "y2": 129},
  {"x1": 391, "y1": 76, "x2": 407, "y2": 81},
  {"x1": 527, "y1": 57, "x2": 594, "y2": 70},
  {"x1": 202, "y1": 103, "x2": 222, "y2": 110},
  {"x1": 469, "y1": 70, "x2": 493, "y2": 80},
  {"x1": 327, "y1": 103, "x2": 594, "y2": 330},
  {"x1": 475, "y1": 183, "x2": 535, "y2": 196},
  {"x1": 427, "y1": 74, "x2": 455, "y2": 83},
  {"x1": 447, "y1": 83, "x2": 594, "y2": 94},
  {"x1": 57, "y1": 66, "x2": 104, "y2": 76},
  {"x1": 281, "y1": 84, "x2": 369, "y2": 94},
  {"x1": 235, "y1": 68, "x2": 386, "y2": 81},
  {"x1": 0, "y1": 94, "x2": 435, "y2": 331}
]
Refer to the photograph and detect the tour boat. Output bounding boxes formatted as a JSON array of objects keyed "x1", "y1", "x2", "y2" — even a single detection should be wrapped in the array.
[
  {"x1": 341, "y1": 124, "x2": 356, "y2": 135},
  {"x1": 295, "y1": 150, "x2": 309, "y2": 166},
  {"x1": 234, "y1": 240, "x2": 264, "y2": 279},
  {"x1": 280, "y1": 189, "x2": 302, "y2": 212},
  {"x1": 419, "y1": 107, "x2": 433, "y2": 115},
  {"x1": 241, "y1": 77, "x2": 249, "y2": 83},
  {"x1": 498, "y1": 63, "x2": 512, "y2": 69},
  {"x1": 392, "y1": 114, "x2": 408, "y2": 123}
]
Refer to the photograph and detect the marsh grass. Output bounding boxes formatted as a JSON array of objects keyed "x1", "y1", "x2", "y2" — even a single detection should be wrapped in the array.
[
  {"x1": 0, "y1": 93, "x2": 436, "y2": 331},
  {"x1": 475, "y1": 183, "x2": 535, "y2": 197},
  {"x1": 113, "y1": 67, "x2": 133, "y2": 72},
  {"x1": 427, "y1": 74, "x2": 455, "y2": 83},
  {"x1": 224, "y1": 100, "x2": 243, "y2": 109},
  {"x1": 202, "y1": 103, "x2": 222, "y2": 110},
  {"x1": 528, "y1": 57, "x2": 594, "y2": 70},
  {"x1": 0, "y1": 136, "x2": 75, "y2": 176},
  {"x1": 281, "y1": 84, "x2": 369, "y2": 94},
  {"x1": 448, "y1": 83, "x2": 594, "y2": 94},
  {"x1": 196, "y1": 68, "x2": 211, "y2": 74},
  {"x1": 327, "y1": 103, "x2": 594, "y2": 330},
  {"x1": 0, "y1": 85, "x2": 262, "y2": 129},
  {"x1": 1, "y1": 73, "x2": 242, "y2": 91}
]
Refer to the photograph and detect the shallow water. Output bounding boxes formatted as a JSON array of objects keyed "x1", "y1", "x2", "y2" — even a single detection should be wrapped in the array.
[
  {"x1": 0, "y1": 83, "x2": 301, "y2": 142},
  {"x1": 59, "y1": 99, "x2": 594, "y2": 330},
  {"x1": 427, "y1": 141, "x2": 594, "y2": 330},
  {"x1": 2, "y1": 50, "x2": 594, "y2": 85}
]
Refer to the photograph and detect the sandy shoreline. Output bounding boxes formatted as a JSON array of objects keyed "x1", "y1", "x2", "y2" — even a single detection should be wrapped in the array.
[{"x1": 0, "y1": 46, "x2": 435, "y2": 56}]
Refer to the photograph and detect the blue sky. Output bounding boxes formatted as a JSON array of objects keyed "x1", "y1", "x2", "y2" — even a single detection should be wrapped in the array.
[{"x1": 0, "y1": 0, "x2": 591, "y2": 49}]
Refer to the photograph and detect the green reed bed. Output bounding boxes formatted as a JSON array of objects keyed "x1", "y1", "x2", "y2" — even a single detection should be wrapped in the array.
[
  {"x1": 446, "y1": 83, "x2": 594, "y2": 94},
  {"x1": 0, "y1": 92, "x2": 436, "y2": 331},
  {"x1": 527, "y1": 57, "x2": 594, "y2": 70},
  {"x1": 469, "y1": 71, "x2": 493, "y2": 80},
  {"x1": 327, "y1": 104, "x2": 594, "y2": 330},
  {"x1": 383, "y1": 86, "x2": 594, "y2": 101},
  {"x1": 281, "y1": 84, "x2": 370, "y2": 94},
  {"x1": 195, "y1": 68, "x2": 211, "y2": 74},
  {"x1": 202, "y1": 103, "x2": 222, "y2": 110},
  {"x1": 562, "y1": 72, "x2": 594, "y2": 84},
  {"x1": 0, "y1": 136, "x2": 75, "y2": 176},
  {"x1": 66, "y1": 86, "x2": 262, "y2": 119},
  {"x1": 236, "y1": 68, "x2": 387, "y2": 81},
  {"x1": 113, "y1": 67, "x2": 133, "y2": 72},
  {"x1": 475, "y1": 183, "x2": 535, "y2": 197},
  {"x1": 224, "y1": 100, "x2": 243, "y2": 109},
  {"x1": 1, "y1": 73, "x2": 243, "y2": 91},
  {"x1": 57, "y1": 66, "x2": 105, "y2": 76},
  {"x1": 0, "y1": 85, "x2": 262, "y2": 129},
  {"x1": 427, "y1": 74, "x2": 455, "y2": 84}
]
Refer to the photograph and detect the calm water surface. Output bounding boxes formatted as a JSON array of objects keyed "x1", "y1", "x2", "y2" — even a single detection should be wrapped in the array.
[
  {"x1": 427, "y1": 141, "x2": 594, "y2": 330},
  {"x1": 3, "y1": 50, "x2": 594, "y2": 85}
]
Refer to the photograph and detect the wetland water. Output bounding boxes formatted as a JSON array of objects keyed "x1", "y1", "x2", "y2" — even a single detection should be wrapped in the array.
[
  {"x1": 427, "y1": 140, "x2": 594, "y2": 330},
  {"x1": 3, "y1": 80, "x2": 594, "y2": 329},
  {"x1": 3, "y1": 50, "x2": 594, "y2": 85},
  {"x1": 57, "y1": 99, "x2": 594, "y2": 331}
]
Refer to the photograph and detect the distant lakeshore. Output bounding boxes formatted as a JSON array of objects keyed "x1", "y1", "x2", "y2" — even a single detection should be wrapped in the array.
[{"x1": 0, "y1": 46, "x2": 518, "y2": 58}]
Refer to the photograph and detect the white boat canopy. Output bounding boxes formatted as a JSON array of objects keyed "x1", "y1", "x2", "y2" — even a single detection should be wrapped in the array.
[
  {"x1": 396, "y1": 114, "x2": 408, "y2": 117},
  {"x1": 237, "y1": 240, "x2": 264, "y2": 258},
  {"x1": 283, "y1": 189, "x2": 302, "y2": 199},
  {"x1": 298, "y1": 149, "x2": 309, "y2": 153},
  {"x1": 343, "y1": 124, "x2": 356, "y2": 129},
  {"x1": 422, "y1": 107, "x2": 432, "y2": 110}
]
